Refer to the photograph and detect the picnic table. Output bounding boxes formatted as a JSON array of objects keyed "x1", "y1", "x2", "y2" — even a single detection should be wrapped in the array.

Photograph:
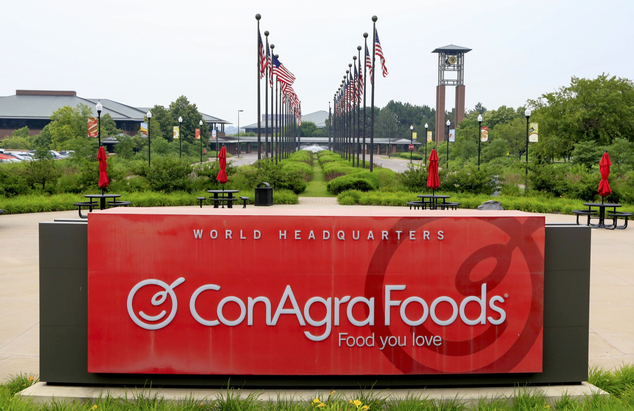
[
  {"x1": 74, "y1": 194, "x2": 131, "y2": 218},
  {"x1": 407, "y1": 195, "x2": 460, "y2": 210},
  {"x1": 207, "y1": 189, "x2": 240, "y2": 209},
  {"x1": 576, "y1": 202, "x2": 630, "y2": 229}
]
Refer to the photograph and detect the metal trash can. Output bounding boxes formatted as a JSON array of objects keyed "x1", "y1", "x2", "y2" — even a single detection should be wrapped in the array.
[{"x1": 254, "y1": 182, "x2": 273, "y2": 206}]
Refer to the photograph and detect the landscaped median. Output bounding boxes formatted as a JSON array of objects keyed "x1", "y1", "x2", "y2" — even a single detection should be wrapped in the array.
[
  {"x1": 3, "y1": 365, "x2": 634, "y2": 410},
  {"x1": 337, "y1": 190, "x2": 634, "y2": 215}
]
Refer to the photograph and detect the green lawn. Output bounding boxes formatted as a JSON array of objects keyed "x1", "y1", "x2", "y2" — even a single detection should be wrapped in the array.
[
  {"x1": 2, "y1": 365, "x2": 634, "y2": 410},
  {"x1": 300, "y1": 159, "x2": 335, "y2": 197}
]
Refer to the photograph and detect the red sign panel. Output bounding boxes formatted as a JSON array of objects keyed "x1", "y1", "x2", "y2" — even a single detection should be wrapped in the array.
[
  {"x1": 88, "y1": 118, "x2": 98, "y2": 138},
  {"x1": 409, "y1": 144, "x2": 414, "y2": 150},
  {"x1": 88, "y1": 210, "x2": 545, "y2": 375}
]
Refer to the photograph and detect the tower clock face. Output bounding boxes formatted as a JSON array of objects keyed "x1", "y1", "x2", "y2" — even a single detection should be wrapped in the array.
[{"x1": 447, "y1": 55, "x2": 457, "y2": 65}]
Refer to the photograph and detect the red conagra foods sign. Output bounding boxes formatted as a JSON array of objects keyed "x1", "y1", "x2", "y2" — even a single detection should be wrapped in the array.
[{"x1": 87, "y1": 210, "x2": 545, "y2": 375}]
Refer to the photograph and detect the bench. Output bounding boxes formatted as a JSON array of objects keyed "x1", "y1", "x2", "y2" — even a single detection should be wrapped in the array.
[
  {"x1": 196, "y1": 197, "x2": 207, "y2": 208},
  {"x1": 210, "y1": 197, "x2": 239, "y2": 209},
  {"x1": 607, "y1": 211, "x2": 632, "y2": 230},
  {"x1": 239, "y1": 196, "x2": 250, "y2": 208},
  {"x1": 107, "y1": 200, "x2": 132, "y2": 207},
  {"x1": 406, "y1": 201, "x2": 425, "y2": 210},
  {"x1": 572, "y1": 209, "x2": 597, "y2": 226},
  {"x1": 73, "y1": 201, "x2": 97, "y2": 219},
  {"x1": 437, "y1": 201, "x2": 461, "y2": 210}
]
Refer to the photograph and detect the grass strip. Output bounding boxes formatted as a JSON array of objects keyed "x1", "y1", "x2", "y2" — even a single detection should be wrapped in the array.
[
  {"x1": 2, "y1": 365, "x2": 634, "y2": 410},
  {"x1": 300, "y1": 159, "x2": 334, "y2": 198}
]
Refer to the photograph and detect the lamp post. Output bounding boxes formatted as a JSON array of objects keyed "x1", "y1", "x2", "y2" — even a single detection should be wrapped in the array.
[
  {"x1": 525, "y1": 108, "x2": 531, "y2": 191},
  {"x1": 409, "y1": 125, "x2": 414, "y2": 163},
  {"x1": 237, "y1": 109, "x2": 243, "y2": 157},
  {"x1": 477, "y1": 114, "x2": 483, "y2": 170},
  {"x1": 178, "y1": 116, "x2": 183, "y2": 159},
  {"x1": 96, "y1": 101, "x2": 102, "y2": 147},
  {"x1": 147, "y1": 110, "x2": 152, "y2": 167},
  {"x1": 446, "y1": 120, "x2": 450, "y2": 169},
  {"x1": 199, "y1": 120, "x2": 204, "y2": 163},
  {"x1": 424, "y1": 123, "x2": 428, "y2": 165}
]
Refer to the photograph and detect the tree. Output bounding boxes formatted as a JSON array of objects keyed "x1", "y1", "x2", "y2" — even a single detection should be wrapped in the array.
[
  {"x1": 530, "y1": 74, "x2": 634, "y2": 159},
  {"x1": 47, "y1": 104, "x2": 93, "y2": 149},
  {"x1": 2, "y1": 127, "x2": 31, "y2": 149},
  {"x1": 23, "y1": 158, "x2": 61, "y2": 191},
  {"x1": 168, "y1": 96, "x2": 205, "y2": 144},
  {"x1": 493, "y1": 118, "x2": 526, "y2": 157},
  {"x1": 474, "y1": 102, "x2": 487, "y2": 114},
  {"x1": 300, "y1": 122, "x2": 316, "y2": 137},
  {"x1": 99, "y1": 113, "x2": 122, "y2": 138}
]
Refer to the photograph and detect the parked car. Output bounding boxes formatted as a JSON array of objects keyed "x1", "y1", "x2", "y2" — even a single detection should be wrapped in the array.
[{"x1": 16, "y1": 153, "x2": 34, "y2": 161}]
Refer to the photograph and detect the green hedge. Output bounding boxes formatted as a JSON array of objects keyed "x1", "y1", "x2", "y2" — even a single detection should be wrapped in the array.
[
  {"x1": 336, "y1": 190, "x2": 634, "y2": 214},
  {"x1": 0, "y1": 189, "x2": 298, "y2": 214}
]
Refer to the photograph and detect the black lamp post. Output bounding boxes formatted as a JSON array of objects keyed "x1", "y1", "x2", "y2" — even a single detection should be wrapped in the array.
[
  {"x1": 178, "y1": 116, "x2": 183, "y2": 159},
  {"x1": 199, "y1": 120, "x2": 204, "y2": 163},
  {"x1": 525, "y1": 108, "x2": 531, "y2": 191},
  {"x1": 446, "y1": 120, "x2": 450, "y2": 169},
  {"x1": 96, "y1": 101, "x2": 102, "y2": 147},
  {"x1": 237, "y1": 109, "x2": 243, "y2": 157},
  {"x1": 409, "y1": 125, "x2": 414, "y2": 163},
  {"x1": 477, "y1": 114, "x2": 483, "y2": 170},
  {"x1": 424, "y1": 123, "x2": 428, "y2": 165},
  {"x1": 147, "y1": 110, "x2": 152, "y2": 167}
]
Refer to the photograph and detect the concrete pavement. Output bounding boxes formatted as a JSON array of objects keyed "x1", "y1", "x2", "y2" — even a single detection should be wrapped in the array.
[{"x1": 1, "y1": 205, "x2": 633, "y2": 384}]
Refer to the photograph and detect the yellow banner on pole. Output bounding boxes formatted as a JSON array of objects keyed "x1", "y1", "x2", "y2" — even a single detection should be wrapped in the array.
[
  {"x1": 412, "y1": 132, "x2": 417, "y2": 140},
  {"x1": 427, "y1": 131, "x2": 432, "y2": 142},
  {"x1": 173, "y1": 126, "x2": 180, "y2": 140},
  {"x1": 481, "y1": 127, "x2": 489, "y2": 142},
  {"x1": 529, "y1": 123, "x2": 539, "y2": 142}
]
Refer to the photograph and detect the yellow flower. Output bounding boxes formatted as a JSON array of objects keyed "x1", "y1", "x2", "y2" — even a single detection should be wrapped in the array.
[
  {"x1": 361, "y1": 406, "x2": 370, "y2": 411},
  {"x1": 352, "y1": 400, "x2": 362, "y2": 408},
  {"x1": 330, "y1": 391, "x2": 336, "y2": 396},
  {"x1": 313, "y1": 398, "x2": 321, "y2": 404},
  {"x1": 91, "y1": 406, "x2": 98, "y2": 410},
  {"x1": 29, "y1": 376, "x2": 34, "y2": 382},
  {"x1": 317, "y1": 403, "x2": 326, "y2": 408}
]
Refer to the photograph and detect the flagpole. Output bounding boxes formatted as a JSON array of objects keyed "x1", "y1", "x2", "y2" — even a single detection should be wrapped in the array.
[
  {"x1": 370, "y1": 15, "x2": 377, "y2": 172},
  {"x1": 264, "y1": 31, "x2": 270, "y2": 160},
  {"x1": 274, "y1": 61, "x2": 278, "y2": 165},
  {"x1": 363, "y1": 33, "x2": 368, "y2": 169},
  {"x1": 270, "y1": 44, "x2": 275, "y2": 162},
  {"x1": 356, "y1": 46, "x2": 362, "y2": 168},
  {"x1": 256, "y1": 14, "x2": 262, "y2": 161}
]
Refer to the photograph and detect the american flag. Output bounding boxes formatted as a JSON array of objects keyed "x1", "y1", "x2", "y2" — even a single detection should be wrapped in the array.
[
  {"x1": 365, "y1": 46, "x2": 373, "y2": 85},
  {"x1": 258, "y1": 31, "x2": 266, "y2": 79},
  {"x1": 354, "y1": 65, "x2": 363, "y2": 100},
  {"x1": 375, "y1": 30, "x2": 389, "y2": 77},
  {"x1": 272, "y1": 55, "x2": 296, "y2": 85},
  {"x1": 267, "y1": 46, "x2": 273, "y2": 86}
]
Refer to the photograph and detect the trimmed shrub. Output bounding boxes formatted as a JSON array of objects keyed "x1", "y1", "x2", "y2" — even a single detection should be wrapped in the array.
[
  {"x1": 327, "y1": 175, "x2": 376, "y2": 195},
  {"x1": 399, "y1": 152, "x2": 423, "y2": 160}
]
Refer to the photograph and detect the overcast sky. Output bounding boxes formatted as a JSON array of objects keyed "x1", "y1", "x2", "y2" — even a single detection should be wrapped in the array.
[{"x1": 2, "y1": 0, "x2": 632, "y2": 127}]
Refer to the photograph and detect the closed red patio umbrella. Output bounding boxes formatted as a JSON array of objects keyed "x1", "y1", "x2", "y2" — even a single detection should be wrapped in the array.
[
  {"x1": 598, "y1": 151, "x2": 611, "y2": 203},
  {"x1": 98, "y1": 146, "x2": 109, "y2": 193},
  {"x1": 427, "y1": 148, "x2": 440, "y2": 197},
  {"x1": 216, "y1": 146, "x2": 228, "y2": 187}
]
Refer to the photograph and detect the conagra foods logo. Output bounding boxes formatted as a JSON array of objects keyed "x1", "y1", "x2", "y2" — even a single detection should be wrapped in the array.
[{"x1": 125, "y1": 217, "x2": 544, "y2": 374}]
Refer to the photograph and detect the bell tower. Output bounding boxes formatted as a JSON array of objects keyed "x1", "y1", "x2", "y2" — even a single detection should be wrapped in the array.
[{"x1": 432, "y1": 44, "x2": 471, "y2": 142}]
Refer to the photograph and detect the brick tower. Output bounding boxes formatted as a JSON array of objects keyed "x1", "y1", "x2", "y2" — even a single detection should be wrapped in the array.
[{"x1": 432, "y1": 45, "x2": 471, "y2": 142}]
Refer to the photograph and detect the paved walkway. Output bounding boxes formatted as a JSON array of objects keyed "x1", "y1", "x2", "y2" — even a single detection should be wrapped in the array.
[{"x1": 1, "y1": 205, "x2": 633, "y2": 382}]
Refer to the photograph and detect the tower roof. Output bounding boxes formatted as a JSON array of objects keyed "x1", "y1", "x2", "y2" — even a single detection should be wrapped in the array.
[{"x1": 432, "y1": 44, "x2": 472, "y2": 54}]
